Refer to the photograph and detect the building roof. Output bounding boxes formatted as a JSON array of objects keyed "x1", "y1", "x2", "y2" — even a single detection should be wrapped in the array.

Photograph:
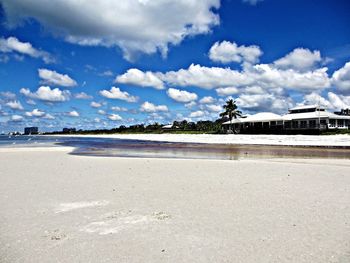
[
  {"x1": 223, "y1": 112, "x2": 282, "y2": 124},
  {"x1": 283, "y1": 111, "x2": 350, "y2": 120},
  {"x1": 222, "y1": 109, "x2": 350, "y2": 125},
  {"x1": 162, "y1": 124, "x2": 173, "y2": 129},
  {"x1": 288, "y1": 104, "x2": 323, "y2": 111}
]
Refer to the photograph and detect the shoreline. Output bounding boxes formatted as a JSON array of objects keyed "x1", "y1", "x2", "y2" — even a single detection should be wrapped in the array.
[{"x1": 49, "y1": 133, "x2": 350, "y2": 147}]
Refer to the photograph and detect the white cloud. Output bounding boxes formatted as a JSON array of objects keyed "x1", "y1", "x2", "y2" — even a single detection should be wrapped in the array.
[
  {"x1": 189, "y1": 110, "x2": 205, "y2": 118},
  {"x1": 108, "y1": 114, "x2": 122, "y2": 121},
  {"x1": 111, "y1": 106, "x2": 128, "y2": 112},
  {"x1": 274, "y1": 48, "x2": 322, "y2": 71},
  {"x1": 90, "y1": 101, "x2": 102, "y2": 108},
  {"x1": 209, "y1": 41, "x2": 262, "y2": 64},
  {"x1": 1, "y1": 1, "x2": 220, "y2": 61},
  {"x1": 0, "y1": 36, "x2": 53, "y2": 63},
  {"x1": 140, "y1": 101, "x2": 168, "y2": 113},
  {"x1": 99, "y1": 87, "x2": 138, "y2": 102},
  {"x1": 122, "y1": 62, "x2": 331, "y2": 92},
  {"x1": 199, "y1": 96, "x2": 215, "y2": 104},
  {"x1": 332, "y1": 62, "x2": 350, "y2": 92},
  {"x1": 26, "y1": 99, "x2": 36, "y2": 105},
  {"x1": 236, "y1": 93, "x2": 293, "y2": 112},
  {"x1": 5, "y1": 100, "x2": 24, "y2": 110},
  {"x1": 185, "y1": 101, "x2": 197, "y2": 108},
  {"x1": 11, "y1": 114, "x2": 23, "y2": 122},
  {"x1": 206, "y1": 104, "x2": 222, "y2": 112},
  {"x1": 99, "y1": 70, "x2": 113, "y2": 77},
  {"x1": 115, "y1": 68, "x2": 164, "y2": 89},
  {"x1": 0, "y1": 91, "x2": 16, "y2": 99},
  {"x1": 302, "y1": 92, "x2": 350, "y2": 110},
  {"x1": 167, "y1": 88, "x2": 198, "y2": 103},
  {"x1": 75, "y1": 92, "x2": 93, "y2": 99},
  {"x1": 44, "y1": 113, "x2": 55, "y2": 119},
  {"x1": 162, "y1": 64, "x2": 249, "y2": 89},
  {"x1": 38, "y1": 68, "x2": 77, "y2": 87},
  {"x1": 67, "y1": 110, "x2": 79, "y2": 117},
  {"x1": 97, "y1": 110, "x2": 106, "y2": 115},
  {"x1": 20, "y1": 86, "x2": 70, "y2": 102},
  {"x1": 242, "y1": 0, "x2": 263, "y2": 5},
  {"x1": 216, "y1": 86, "x2": 239, "y2": 96},
  {"x1": 25, "y1": 108, "x2": 45, "y2": 117}
]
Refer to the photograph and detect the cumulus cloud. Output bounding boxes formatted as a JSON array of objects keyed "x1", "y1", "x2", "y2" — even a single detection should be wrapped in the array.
[
  {"x1": 206, "y1": 104, "x2": 222, "y2": 112},
  {"x1": 140, "y1": 101, "x2": 168, "y2": 113},
  {"x1": 108, "y1": 114, "x2": 122, "y2": 121},
  {"x1": 167, "y1": 88, "x2": 198, "y2": 103},
  {"x1": 74, "y1": 92, "x2": 93, "y2": 99},
  {"x1": 97, "y1": 110, "x2": 106, "y2": 115},
  {"x1": 0, "y1": 91, "x2": 16, "y2": 99},
  {"x1": 111, "y1": 106, "x2": 128, "y2": 112},
  {"x1": 123, "y1": 63, "x2": 330, "y2": 92},
  {"x1": 236, "y1": 93, "x2": 293, "y2": 112},
  {"x1": 67, "y1": 110, "x2": 79, "y2": 117},
  {"x1": 216, "y1": 86, "x2": 239, "y2": 96},
  {"x1": 1, "y1": 0, "x2": 220, "y2": 61},
  {"x1": 0, "y1": 36, "x2": 53, "y2": 63},
  {"x1": 115, "y1": 68, "x2": 164, "y2": 89},
  {"x1": 199, "y1": 96, "x2": 215, "y2": 104},
  {"x1": 11, "y1": 114, "x2": 23, "y2": 122},
  {"x1": 38, "y1": 68, "x2": 77, "y2": 87},
  {"x1": 90, "y1": 101, "x2": 102, "y2": 108},
  {"x1": 5, "y1": 100, "x2": 24, "y2": 110},
  {"x1": 274, "y1": 48, "x2": 322, "y2": 71},
  {"x1": 99, "y1": 87, "x2": 138, "y2": 102},
  {"x1": 332, "y1": 62, "x2": 350, "y2": 92},
  {"x1": 25, "y1": 108, "x2": 45, "y2": 117},
  {"x1": 209, "y1": 41, "x2": 262, "y2": 64},
  {"x1": 43, "y1": 113, "x2": 55, "y2": 119},
  {"x1": 189, "y1": 110, "x2": 205, "y2": 118},
  {"x1": 302, "y1": 92, "x2": 350, "y2": 110},
  {"x1": 20, "y1": 86, "x2": 70, "y2": 102}
]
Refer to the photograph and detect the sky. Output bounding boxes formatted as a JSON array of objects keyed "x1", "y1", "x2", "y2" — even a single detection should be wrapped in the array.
[{"x1": 0, "y1": 0, "x2": 350, "y2": 133}]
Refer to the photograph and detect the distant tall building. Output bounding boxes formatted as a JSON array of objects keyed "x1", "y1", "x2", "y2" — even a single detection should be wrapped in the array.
[{"x1": 24, "y1": 127, "x2": 38, "y2": 135}]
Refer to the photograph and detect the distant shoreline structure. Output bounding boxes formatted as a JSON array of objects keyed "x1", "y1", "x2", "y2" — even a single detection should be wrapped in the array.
[{"x1": 223, "y1": 105, "x2": 350, "y2": 134}]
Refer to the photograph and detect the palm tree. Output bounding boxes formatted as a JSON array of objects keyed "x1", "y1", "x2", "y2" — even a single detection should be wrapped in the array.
[{"x1": 220, "y1": 99, "x2": 242, "y2": 133}]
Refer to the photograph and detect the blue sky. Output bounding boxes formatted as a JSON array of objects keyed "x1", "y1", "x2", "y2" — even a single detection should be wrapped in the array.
[{"x1": 0, "y1": 0, "x2": 350, "y2": 133}]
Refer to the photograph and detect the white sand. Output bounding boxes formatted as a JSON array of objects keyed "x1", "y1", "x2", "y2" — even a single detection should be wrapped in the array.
[
  {"x1": 1, "y1": 147, "x2": 350, "y2": 262},
  {"x1": 56, "y1": 133, "x2": 350, "y2": 147}
]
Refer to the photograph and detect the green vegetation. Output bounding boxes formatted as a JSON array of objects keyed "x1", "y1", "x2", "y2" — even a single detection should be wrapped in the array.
[
  {"x1": 219, "y1": 99, "x2": 243, "y2": 133},
  {"x1": 321, "y1": 129, "x2": 350, "y2": 135},
  {"x1": 45, "y1": 118, "x2": 229, "y2": 135}
]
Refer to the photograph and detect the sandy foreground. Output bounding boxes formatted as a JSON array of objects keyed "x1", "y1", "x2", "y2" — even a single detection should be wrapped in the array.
[
  {"x1": 58, "y1": 133, "x2": 350, "y2": 147},
  {"x1": 0, "y1": 147, "x2": 350, "y2": 263}
]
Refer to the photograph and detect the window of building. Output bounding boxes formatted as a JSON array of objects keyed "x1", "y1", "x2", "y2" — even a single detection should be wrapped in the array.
[
  {"x1": 329, "y1": 119, "x2": 336, "y2": 127},
  {"x1": 300, "y1": 121, "x2": 307, "y2": 128},
  {"x1": 309, "y1": 120, "x2": 316, "y2": 128},
  {"x1": 292, "y1": 121, "x2": 298, "y2": 128}
]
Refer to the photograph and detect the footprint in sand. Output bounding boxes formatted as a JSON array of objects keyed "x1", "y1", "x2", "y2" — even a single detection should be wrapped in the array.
[{"x1": 80, "y1": 211, "x2": 171, "y2": 235}]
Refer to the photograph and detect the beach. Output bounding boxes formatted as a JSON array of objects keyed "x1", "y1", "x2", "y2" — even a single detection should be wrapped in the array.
[{"x1": 1, "y1": 146, "x2": 350, "y2": 262}]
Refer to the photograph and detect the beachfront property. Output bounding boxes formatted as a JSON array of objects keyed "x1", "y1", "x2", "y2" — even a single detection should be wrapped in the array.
[
  {"x1": 222, "y1": 105, "x2": 350, "y2": 134},
  {"x1": 24, "y1": 126, "x2": 39, "y2": 135}
]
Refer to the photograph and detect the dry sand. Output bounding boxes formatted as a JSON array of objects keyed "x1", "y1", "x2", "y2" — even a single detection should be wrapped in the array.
[{"x1": 0, "y1": 147, "x2": 350, "y2": 262}]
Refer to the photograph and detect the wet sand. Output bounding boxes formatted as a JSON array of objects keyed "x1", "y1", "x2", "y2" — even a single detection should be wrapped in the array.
[{"x1": 1, "y1": 147, "x2": 350, "y2": 262}]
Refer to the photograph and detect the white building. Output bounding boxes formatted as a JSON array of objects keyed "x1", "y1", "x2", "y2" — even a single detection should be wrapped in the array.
[{"x1": 222, "y1": 105, "x2": 350, "y2": 134}]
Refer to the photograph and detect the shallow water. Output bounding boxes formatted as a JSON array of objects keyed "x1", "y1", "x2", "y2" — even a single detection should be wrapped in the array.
[{"x1": 1, "y1": 135, "x2": 349, "y2": 160}]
